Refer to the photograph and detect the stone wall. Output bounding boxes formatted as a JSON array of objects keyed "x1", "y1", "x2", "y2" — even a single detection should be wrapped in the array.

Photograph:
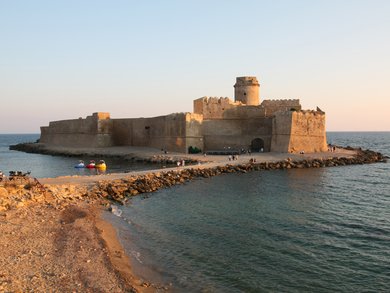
[
  {"x1": 289, "y1": 111, "x2": 327, "y2": 152},
  {"x1": 112, "y1": 113, "x2": 189, "y2": 153},
  {"x1": 260, "y1": 99, "x2": 301, "y2": 116},
  {"x1": 185, "y1": 113, "x2": 204, "y2": 152},
  {"x1": 40, "y1": 113, "x2": 113, "y2": 147},
  {"x1": 271, "y1": 110, "x2": 327, "y2": 153},
  {"x1": 201, "y1": 117, "x2": 273, "y2": 151},
  {"x1": 193, "y1": 97, "x2": 241, "y2": 119},
  {"x1": 112, "y1": 113, "x2": 204, "y2": 153},
  {"x1": 39, "y1": 112, "x2": 203, "y2": 153}
]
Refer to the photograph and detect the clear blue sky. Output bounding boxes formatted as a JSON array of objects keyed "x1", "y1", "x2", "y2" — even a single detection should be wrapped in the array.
[{"x1": 1, "y1": 0, "x2": 389, "y2": 133}]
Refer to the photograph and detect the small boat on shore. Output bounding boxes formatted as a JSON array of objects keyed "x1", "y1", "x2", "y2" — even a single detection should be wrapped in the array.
[
  {"x1": 74, "y1": 160, "x2": 85, "y2": 168},
  {"x1": 95, "y1": 160, "x2": 107, "y2": 170},
  {"x1": 86, "y1": 160, "x2": 96, "y2": 169}
]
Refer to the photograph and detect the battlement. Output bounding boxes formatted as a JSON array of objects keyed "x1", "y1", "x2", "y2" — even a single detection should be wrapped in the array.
[
  {"x1": 193, "y1": 96, "x2": 243, "y2": 119},
  {"x1": 273, "y1": 109, "x2": 325, "y2": 117},
  {"x1": 195, "y1": 96, "x2": 240, "y2": 105},
  {"x1": 298, "y1": 110, "x2": 326, "y2": 116},
  {"x1": 234, "y1": 76, "x2": 260, "y2": 87},
  {"x1": 260, "y1": 99, "x2": 301, "y2": 115},
  {"x1": 92, "y1": 112, "x2": 110, "y2": 120},
  {"x1": 262, "y1": 99, "x2": 300, "y2": 103}
]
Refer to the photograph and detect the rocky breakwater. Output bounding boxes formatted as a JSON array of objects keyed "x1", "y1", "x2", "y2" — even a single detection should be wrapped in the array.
[
  {"x1": 1, "y1": 148, "x2": 386, "y2": 210},
  {"x1": 88, "y1": 148, "x2": 387, "y2": 204}
]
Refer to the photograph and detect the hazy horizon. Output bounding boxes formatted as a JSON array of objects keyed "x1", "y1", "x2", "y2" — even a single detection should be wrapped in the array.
[{"x1": 1, "y1": 0, "x2": 389, "y2": 133}]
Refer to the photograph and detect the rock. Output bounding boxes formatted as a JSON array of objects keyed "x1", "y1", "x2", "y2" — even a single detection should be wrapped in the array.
[{"x1": 0, "y1": 187, "x2": 9, "y2": 197}]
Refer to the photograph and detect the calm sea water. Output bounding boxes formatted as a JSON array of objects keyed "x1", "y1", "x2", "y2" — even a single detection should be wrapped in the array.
[
  {"x1": 0, "y1": 134, "x2": 162, "y2": 178},
  {"x1": 104, "y1": 132, "x2": 390, "y2": 292}
]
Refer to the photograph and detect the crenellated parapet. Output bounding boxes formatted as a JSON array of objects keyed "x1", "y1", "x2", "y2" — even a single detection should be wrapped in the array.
[
  {"x1": 193, "y1": 96, "x2": 242, "y2": 119},
  {"x1": 260, "y1": 99, "x2": 301, "y2": 116}
]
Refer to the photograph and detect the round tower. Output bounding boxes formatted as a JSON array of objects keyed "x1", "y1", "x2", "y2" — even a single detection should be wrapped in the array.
[{"x1": 234, "y1": 76, "x2": 260, "y2": 105}]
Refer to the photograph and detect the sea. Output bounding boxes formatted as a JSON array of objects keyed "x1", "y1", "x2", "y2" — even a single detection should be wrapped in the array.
[
  {"x1": 1, "y1": 133, "x2": 390, "y2": 292},
  {"x1": 0, "y1": 134, "x2": 163, "y2": 178}
]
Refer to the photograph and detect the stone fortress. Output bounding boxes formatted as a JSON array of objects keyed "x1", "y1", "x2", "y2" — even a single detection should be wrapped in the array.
[{"x1": 39, "y1": 76, "x2": 327, "y2": 154}]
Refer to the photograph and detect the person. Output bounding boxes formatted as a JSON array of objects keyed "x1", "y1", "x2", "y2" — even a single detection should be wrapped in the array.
[
  {"x1": 177, "y1": 161, "x2": 181, "y2": 167},
  {"x1": 181, "y1": 159, "x2": 185, "y2": 167}
]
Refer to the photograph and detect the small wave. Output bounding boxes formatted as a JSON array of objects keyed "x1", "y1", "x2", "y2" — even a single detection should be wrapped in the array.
[
  {"x1": 110, "y1": 205, "x2": 122, "y2": 217},
  {"x1": 131, "y1": 250, "x2": 143, "y2": 264}
]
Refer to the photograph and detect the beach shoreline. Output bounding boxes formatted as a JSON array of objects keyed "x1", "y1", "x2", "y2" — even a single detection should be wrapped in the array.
[{"x1": 1, "y1": 144, "x2": 387, "y2": 291}]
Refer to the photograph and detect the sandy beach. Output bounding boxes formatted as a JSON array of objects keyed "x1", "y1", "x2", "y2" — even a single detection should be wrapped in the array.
[{"x1": 1, "y1": 145, "x2": 384, "y2": 292}]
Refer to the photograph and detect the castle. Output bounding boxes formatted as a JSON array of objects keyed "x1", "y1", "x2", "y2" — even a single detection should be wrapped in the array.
[{"x1": 39, "y1": 77, "x2": 327, "y2": 153}]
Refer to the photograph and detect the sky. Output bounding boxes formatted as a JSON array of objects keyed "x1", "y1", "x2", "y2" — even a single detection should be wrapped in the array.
[{"x1": 1, "y1": 0, "x2": 389, "y2": 133}]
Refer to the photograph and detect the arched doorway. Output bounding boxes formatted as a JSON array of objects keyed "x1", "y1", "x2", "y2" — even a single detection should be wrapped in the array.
[{"x1": 251, "y1": 138, "x2": 264, "y2": 152}]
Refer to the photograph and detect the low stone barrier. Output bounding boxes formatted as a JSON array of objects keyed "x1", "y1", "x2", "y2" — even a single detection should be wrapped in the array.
[
  {"x1": 88, "y1": 148, "x2": 387, "y2": 204},
  {"x1": 1, "y1": 148, "x2": 387, "y2": 210}
]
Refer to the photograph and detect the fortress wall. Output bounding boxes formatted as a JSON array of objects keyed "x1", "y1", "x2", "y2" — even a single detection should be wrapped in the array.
[
  {"x1": 271, "y1": 111, "x2": 327, "y2": 153},
  {"x1": 185, "y1": 113, "x2": 204, "y2": 152},
  {"x1": 39, "y1": 113, "x2": 114, "y2": 147},
  {"x1": 222, "y1": 105, "x2": 266, "y2": 119},
  {"x1": 112, "y1": 119, "x2": 134, "y2": 146},
  {"x1": 193, "y1": 97, "x2": 241, "y2": 119},
  {"x1": 112, "y1": 113, "x2": 190, "y2": 153},
  {"x1": 261, "y1": 99, "x2": 301, "y2": 116},
  {"x1": 202, "y1": 118, "x2": 272, "y2": 151},
  {"x1": 270, "y1": 112, "x2": 294, "y2": 152},
  {"x1": 289, "y1": 111, "x2": 327, "y2": 153}
]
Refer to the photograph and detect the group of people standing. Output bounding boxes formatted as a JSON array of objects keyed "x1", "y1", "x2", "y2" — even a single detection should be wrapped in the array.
[
  {"x1": 328, "y1": 144, "x2": 337, "y2": 152},
  {"x1": 228, "y1": 155, "x2": 239, "y2": 161},
  {"x1": 176, "y1": 159, "x2": 186, "y2": 167}
]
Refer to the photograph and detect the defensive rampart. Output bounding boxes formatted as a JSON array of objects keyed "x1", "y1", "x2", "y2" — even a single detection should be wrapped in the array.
[
  {"x1": 40, "y1": 113, "x2": 113, "y2": 147},
  {"x1": 112, "y1": 113, "x2": 203, "y2": 153},
  {"x1": 271, "y1": 110, "x2": 327, "y2": 153},
  {"x1": 260, "y1": 99, "x2": 301, "y2": 116},
  {"x1": 193, "y1": 97, "x2": 241, "y2": 119}
]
